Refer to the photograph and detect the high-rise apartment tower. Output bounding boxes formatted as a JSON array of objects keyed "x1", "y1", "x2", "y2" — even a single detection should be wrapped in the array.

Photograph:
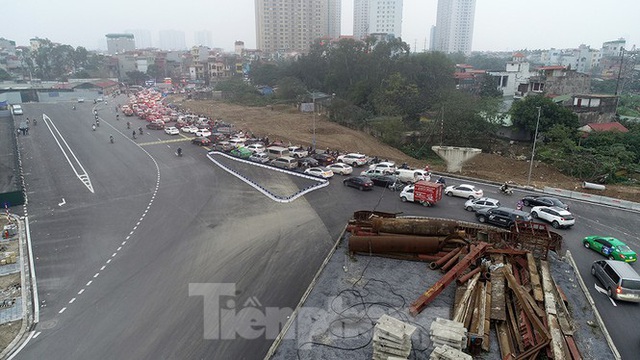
[
  {"x1": 431, "y1": 0, "x2": 476, "y2": 54},
  {"x1": 255, "y1": 0, "x2": 341, "y2": 54},
  {"x1": 353, "y1": 0, "x2": 403, "y2": 40}
]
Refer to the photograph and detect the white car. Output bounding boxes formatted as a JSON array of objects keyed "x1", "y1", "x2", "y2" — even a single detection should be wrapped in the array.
[
  {"x1": 304, "y1": 167, "x2": 334, "y2": 179},
  {"x1": 181, "y1": 125, "x2": 199, "y2": 134},
  {"x1": 249, "y1": 152, "x2": 270, "y2": 164},
  {"x1": 288, "y1": 146, "x2": 309, "y2": 158},
  {"x1": 444, "y1": 184, "x2": 484, "y2": 199},
  {"x1": 464, "y1": 197, "x2": 501, "y2": 212},
  {"x1": 369, "y1": 162, "x2": 396, "y2": 174},
  {"x1": 11, "y1": 104, "x2": 23, "y2": 115},
  {"x1": 327, "y1": 162, "x2": 353, "y2": 175},
  {"x1": 77, "y1": 98, "x2": 85, "y2": 103},
  {"x1": 195, "y1": 129, "x2": 212, "y2": 137},
  {"x1": 530, "y1": 206, "x2": 575, "y2": 228},
  {"x1": 246, "y1": 143, "x2": 265, "y2": 154},
  {"x1": 164, "y1": 126, "x2": 180, "y2": 135},
  {"x1": 337, "y1": 153, "x2": 368, "y2": 167}
]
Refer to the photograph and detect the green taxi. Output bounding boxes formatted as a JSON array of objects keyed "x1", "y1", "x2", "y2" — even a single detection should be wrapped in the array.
[{"x1": 583, "y1": 236, "x2": 637, "y2": 262}]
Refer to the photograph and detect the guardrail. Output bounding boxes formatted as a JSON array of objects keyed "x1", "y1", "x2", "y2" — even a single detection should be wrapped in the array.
[
  {"x1": 206, "y1": 151, "x2": 329, "y2": 203},
  {"x1": 543, "y1": 187, "x2": 640, "y2": 212}
]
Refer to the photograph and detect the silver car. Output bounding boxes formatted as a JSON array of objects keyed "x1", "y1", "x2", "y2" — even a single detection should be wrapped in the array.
[{"x1": 464, "y1": 197, "x2": 500, "y2": 212}]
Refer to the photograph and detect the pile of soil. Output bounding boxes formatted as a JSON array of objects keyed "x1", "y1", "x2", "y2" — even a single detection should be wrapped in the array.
[{"x1": 173, "y1": 98, "x2": 640, "y2": 203}]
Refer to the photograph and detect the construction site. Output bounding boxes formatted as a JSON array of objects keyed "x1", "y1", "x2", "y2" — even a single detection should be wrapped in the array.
[{"x1": 268, "y1": 211, "x2": 614, "y2": 360}]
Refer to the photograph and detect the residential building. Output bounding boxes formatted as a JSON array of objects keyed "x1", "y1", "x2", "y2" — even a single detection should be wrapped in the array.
[
  {"x1": 158, "y1": 30, "x2": 186, "y2": 51},
  {"x1": 570, "y1": 94, "x2": 619, "y2": 124},
  {"x1": 528, "y1": 66, "x2": 591, "y2": 97},
  {"x1": 431, "y1": 0, "x2": 476, "y2": 54},
  {"x1": 353, "y1": 0, "x2": 403, "y2": 40},
  {"x1": 578, "y1": 122, "x2": 628, "y2": 134},
  {"x1": 540, "y1": 45, "x2": 601, "y2": 75},
  {"x1": 487, "y1": 53, "x2": 532, "y2": 99},
  {"x1": 126, "y1": 29, "x2": 153, "y2": 49},
  {"x1": 255, "y1": 0, "x2": 341, "y2": 54},
  {"x1": 601, "y1": 38, "x2": 625, "y2": 58},
  {"x1": 106, "y1": 34, "x2": 136, "y2": 55},
  {"x1": 235, "y1": 41, "x2": 245, "y2": 56},
  {"x1": 195, "y1": 30, "x2": 213, "y2": 48}
]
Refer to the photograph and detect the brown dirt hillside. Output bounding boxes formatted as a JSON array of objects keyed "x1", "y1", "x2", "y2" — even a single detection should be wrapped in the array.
[{"x1": 172, "y1": 98, "x2": 640, "y2": 203}]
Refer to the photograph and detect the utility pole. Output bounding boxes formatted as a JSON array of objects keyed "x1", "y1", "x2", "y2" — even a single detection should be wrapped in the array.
[
  {"x1": 614, "y1": 47, "x2": 625, "y2": 116},
  {"x1": 527, "y1": 107, "x2": 542, "y2": 187}
]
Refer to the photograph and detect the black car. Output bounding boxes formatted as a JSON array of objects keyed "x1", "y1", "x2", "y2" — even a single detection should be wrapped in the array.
[
  {"x1": 146, "y1": 122, "x2": 164, "y2": 130},
  {"x1": 475, "y1": 207, "x2": 532, "y2": 228},
  {"x1": 369, "y1": 174, "x2": 398, "y2": 187},
  {"x1": 521, "y1": 195, "x2": 569, "y2": 210},
  {"x1": 312, "y1": 153, "x2": 336, "y2": 166},
  {"x1": 298, "y1": 157, "x2": 319, "y2": 168},
  {"x1": 343, "y1": 176, "x2": 374, "y2": 191},
  {"x1": 192, "y1": 137, "x2": 211, "y2": 146}
]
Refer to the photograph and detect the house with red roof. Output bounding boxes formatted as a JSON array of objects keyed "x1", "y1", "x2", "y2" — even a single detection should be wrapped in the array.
[{"x1": 578, "y1": 121, "x2": 628, "y2": 134}]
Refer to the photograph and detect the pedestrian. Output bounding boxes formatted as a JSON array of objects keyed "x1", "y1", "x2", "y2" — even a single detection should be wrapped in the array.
[{"x1": 26, "y1": 118, "x2": 30, "y2": 125}]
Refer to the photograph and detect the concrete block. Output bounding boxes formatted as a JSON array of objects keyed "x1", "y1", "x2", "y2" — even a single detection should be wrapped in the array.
[
  {"x1": 376, "y1": 314, "x2": 417, "y2": 339},
  {"x1": 429, "y1": 344, "x2": 472, "y2": 360}
]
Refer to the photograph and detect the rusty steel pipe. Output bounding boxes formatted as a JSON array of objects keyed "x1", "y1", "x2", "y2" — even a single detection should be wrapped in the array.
[
  {"x1": 348, "y1": 235, "x2": 441, "y2": 254},
  {"x1": 440, "y1": 252, "x2": 461, "y2": 273},
  {"x1": 456, "y1": 267, "x2": 482, "y2": 285},
  {"x1": 371, "y1": 218, "x2": 459, "y2": 236},
  {"x1": 429, "y1": 247, "x2": 462, "y2": 270}
]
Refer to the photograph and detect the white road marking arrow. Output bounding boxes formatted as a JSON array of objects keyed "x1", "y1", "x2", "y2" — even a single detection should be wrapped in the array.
[
  {"x1": 595, "y1": 284, "x2": 617, "y2": 306},
  {"x1": 58, "y1": 198, "x2": 66, "y2": 207}
]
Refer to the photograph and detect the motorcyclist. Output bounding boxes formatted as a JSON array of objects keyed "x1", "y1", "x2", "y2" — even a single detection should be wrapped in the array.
[
  {"x1": 109, "y1": 135, "x2": 114, "y2": 143},
  {"x1": 176, "y1": 147, "x2": 182, "y2": 157},
  {"x1": 138, "y1": 127, "x2": 143, "y2": 135},
  {"x1": 500, "y1": 182, "x2": 512, "y2": 194},
  {"x1": 132, "y1": 130, "x2": 137, "y2": 139},
  {"x1": 72, "y1": 105, "x2": 76, "y2": 110},
  {"x1": 126, "y1": 121, "x2": 131, "y2": 129},
  {"x1": 116, "y1": 114, "x2": 120, "y2": 120},
  {"x1": 436, "y1": 176, "x2": 446, "y2": 185},
  {"x1": 92, "y1": 124, "x2": 96, "y2": 131},
  {"x1": 95, "y1": 119, "x2": 100, "y2": 127}
]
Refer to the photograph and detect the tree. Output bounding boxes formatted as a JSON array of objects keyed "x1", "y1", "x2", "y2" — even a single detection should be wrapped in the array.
[
  {"x1": 126, "y1": 70, "x2": 147, "y2": 85},
  {"x1": 0, "y1": 68, "x2": 11, "y2": 81},
  {"x1": 250, "y1": 62, "x2": 281, "y2": 86},
  {"x1": 146, "y1": 64, "x2": 161, "y2": 81},
  {"x1": 477, "y1": 74, "x2": 503, "y2": 98},
  {"x1": 509, "y1": 95, "x2": 579, "y2": 137},
  {"x1": 277, "y1": 77, "x2": 307, "y2": 101}
]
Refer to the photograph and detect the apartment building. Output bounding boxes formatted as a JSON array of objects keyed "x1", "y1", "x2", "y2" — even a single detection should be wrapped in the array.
[
  {"x1": 431, "y1": 0, "x2": 476, "y2": 54},
  {"x1": 353, "y1": 0, "x2": 403, "y2": 40},
  {"x1": 255, "y1": 0, "x2": 341, "y2": 54}
]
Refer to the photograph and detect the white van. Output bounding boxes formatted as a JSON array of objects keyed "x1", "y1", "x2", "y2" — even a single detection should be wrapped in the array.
[
  {"x1": 271, "y1": 156, "x2": 298, "y2": 169},
  {"x1": 266, "y1": 146, "x2": 290, "y2": 160},
  {"x1": 395, "y1": 169, "x2": 431, "y2": 183}
]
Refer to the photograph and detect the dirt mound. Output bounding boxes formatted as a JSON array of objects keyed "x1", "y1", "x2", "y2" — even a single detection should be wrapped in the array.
[{"x1": 172, "y1": 98, "x2": 640, "y2": 202}]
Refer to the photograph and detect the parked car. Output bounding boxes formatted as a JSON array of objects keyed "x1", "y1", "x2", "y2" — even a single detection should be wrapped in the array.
[
  {"x1": 195, "y1": 129, "x2": 212, "y2": 137},
  {"x1": 464, "y1": 197, "x2": 501, "y2": 212},
  {"x1": 360, "y1": 169, "x2": 387, "y2": 178},
  {"x1": 246, "y1": 143, "x2": 266, "y2": 154},
  {"x1": 182, "y1": 125, "x2": 199, "y2": 134},
  {"x1": 475, "y1": 207, "x2": 532, "y2": 228},
  {"x1": 249, "y1": 152, "x2": 270, "y2": 164},
  {"x1": 445, "y1": 184, "x2": 484, "y2": 199},
  {"x1": 298, "y1": 157, "x2": 319, "y2": 168},
  {"x1": 369, "y1": 174, "x2": 398, "y2": 187},
  {"x1": 11, "y1": 104, "x2": 23, "y2": 115},
  {"x1": 304, "y1": 167, "x2": 334, "y2": 179},
  {"x1": 146, "y1": 122, "x2": 164, "y2": 130},
  {"x1": 230, "y1": 147, "x2": 252, "y2": 159},
  {"x1": 210, "y1": 132, "x2": 227, "y2": 142},
  {"x1": 368, "y1": 161, "x2": 396, "y2": 174},
  {"x1": 337, "y1": 153, "x2": 368, "y2": 167},
  {"x1": 288, "y1": 146, "x2": 309, "y2": 158},
  {"x1": 521, "y1": 195, "x2": 569, "y2": 210},
  {"x1": 530, "y1": 206, "x2": 575, "y2": 228},
  {"x1": 312, "y1": 153, "x2": 336, "y2": 166},
  {"x1": 343, "y1": 176, "x2": 374, "y2": 191},
  {"x1": 214, "y1": 141, "x2": 234, "y2": 152},
  {"x1": 271, "y1": 156, "x2": 298, "y2": 169},
  {"x1": 327, "y1": 163, "x2": 353, "y2": 175},
  {"x1": 591, "y1": 260, "x2": 640, "y2": 302},
  {"x1": 164, "y1": 126, "x2": 180, "y2": 135},
  {"x1": 192, "y1": 137, "x2": 211, "y2": 146},
  {"x1": 583, "y1": 236, "x2": 637, "y2": 262}
]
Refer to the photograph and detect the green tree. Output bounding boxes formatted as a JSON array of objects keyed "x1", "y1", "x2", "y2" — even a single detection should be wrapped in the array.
[
  {"x1": 477, "y1": 74, "x2": 503, "y2": 98},
  {"x1": 276, "y1": 76, "x2": 307, "y2": 101},
  {"x1": 126, "y1": 70, "x2": 147, "y2": 85},
  {"x1": 146, "y1": 64, "x2": 161, "y2": 81},
  {"x1": 250, "y1": 62, "x2": 282, "y2": 86},
  {"x1": 509, "y1": 95, "x2": 579, "y2": 137},
  {"x1": 0, "y1": 68, "x2": 11, "y2": 80}
]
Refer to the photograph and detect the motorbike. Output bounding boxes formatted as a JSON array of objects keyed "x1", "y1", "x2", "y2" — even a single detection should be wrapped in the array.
[
  {"x1": 499, "y1": 186, "x2": 514, "y2": 195},
  {"x1": 388, "y1": 181, "x2": 405, "y2": 192},
  {"x1": 176, "y1": 148, "x2": 183, "y2": 157},
  {"x1": 92, "y1": 124, "x2": 96, "y2": 131},
  {"x1": 126, "y1": 122, "x2": 131, "y2": 129},
  {"x1": 436, "y1": 177, "x2": 446, "y2": 186},
  {"x1": 139, "y1": 128, "x2": 143, "y2": 135},
  {"x1": 132, "y1": 131, "x2": 137, "y2": 139},
  {"x1": 110, "y1": 135, "x2": 114, "y2": 144}
]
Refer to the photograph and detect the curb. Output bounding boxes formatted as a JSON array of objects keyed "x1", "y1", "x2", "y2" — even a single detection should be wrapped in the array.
[
  {"x1": 263, "y1": 225, "x2": 347, "y2": 360},
  {"x1": 565, "y1": 250, "x2": 621, "y2": 360}
]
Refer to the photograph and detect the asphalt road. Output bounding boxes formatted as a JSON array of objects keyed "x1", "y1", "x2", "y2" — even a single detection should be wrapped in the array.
[{"x1": 11, "y1": 100, "x2": 640, "y2": 359}]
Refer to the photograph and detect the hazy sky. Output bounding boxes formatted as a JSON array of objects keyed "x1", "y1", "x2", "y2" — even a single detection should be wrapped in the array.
[{"x1": 2, "y1": 0, "x2": 638, "y2": 52}]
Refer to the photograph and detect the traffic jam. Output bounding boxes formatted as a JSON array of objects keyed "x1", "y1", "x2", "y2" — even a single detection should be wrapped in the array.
[{"x1": 121, "y1": 89, "x2": 638, "y2": 302}]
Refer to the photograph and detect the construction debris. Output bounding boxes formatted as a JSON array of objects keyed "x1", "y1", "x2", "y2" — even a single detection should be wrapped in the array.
[
  {"x1": 345, "y1": 211, "x2": 584, "y2": 359},
  {"x1": 372, "y1": 314, "x2": 416, "y2": 360}
]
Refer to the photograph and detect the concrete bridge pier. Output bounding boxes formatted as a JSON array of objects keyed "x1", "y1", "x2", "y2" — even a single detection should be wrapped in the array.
[{"x1": 431, "y1": 146, "x2": 482, "y2": 173}]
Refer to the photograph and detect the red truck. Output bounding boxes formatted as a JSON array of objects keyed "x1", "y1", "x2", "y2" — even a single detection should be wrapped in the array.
[{"x1": 399, "y1": 181, "x2": 443, "y2": 207}]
